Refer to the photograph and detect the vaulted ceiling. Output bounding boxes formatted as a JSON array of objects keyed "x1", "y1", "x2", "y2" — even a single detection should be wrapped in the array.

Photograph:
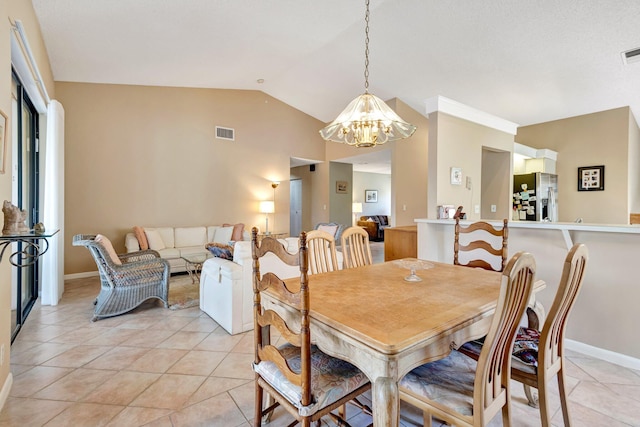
[{"x1": 33, "y1": 0, "x2": 640, "y2": 129}]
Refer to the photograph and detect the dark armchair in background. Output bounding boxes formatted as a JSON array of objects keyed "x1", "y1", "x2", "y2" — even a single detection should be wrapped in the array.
[{"x1": 357, "y1": 215, "x2": 389, "y2": 241}]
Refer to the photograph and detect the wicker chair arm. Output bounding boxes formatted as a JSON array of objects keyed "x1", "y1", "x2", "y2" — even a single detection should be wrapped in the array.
[
  {"x1": 108, "y1": 258, "x2": 170, "y2": 287},
  {"x1": 119, "y1": 250, "x2": 161, "y2": 263}
]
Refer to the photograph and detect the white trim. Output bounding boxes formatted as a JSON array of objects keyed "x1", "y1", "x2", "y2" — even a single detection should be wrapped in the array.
[
  {"x1": 0, "y1": 373, "x2": 13, "y2": 413},
  {"x1": 10, "y1": 20, "x2": 50, "y2": 111},
  {"x1": 566, "y1": 339, "x2": 640, "y2": 371},
  {"x1": 424, "y1": 95, "x2": 519, "y2": 135},
  {"x1": 64, "y1": 271, "x2": 99, "y2": 280}
]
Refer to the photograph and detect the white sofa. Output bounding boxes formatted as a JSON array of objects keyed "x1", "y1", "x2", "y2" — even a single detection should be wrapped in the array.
[
  {"x1": 200, "y1": 237, "x2": 343, "y2": 335},
  {"x1": 125, "y1": 225, "x2": 249, "y2": 273}
]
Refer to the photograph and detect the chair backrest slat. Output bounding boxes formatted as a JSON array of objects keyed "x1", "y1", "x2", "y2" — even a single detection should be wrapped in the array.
[
  {"x1": 340, "y1": 226, "x2": 373, "y2": 269},
  {"x1": 474, "y1": 251, "x2": 536, "y2": 422},
  {"x1": 252, "y1": 227, "x2": 312, "y2": 405},
  {"x1": 454, "y1": 219, "x2": 508, "y2": 272},
  {"x1": 306, "y1": 229, "x2": 339, "y2": 274},
  {"x1": 539, "y1": 243, "x2": 588, "y2": 370}
]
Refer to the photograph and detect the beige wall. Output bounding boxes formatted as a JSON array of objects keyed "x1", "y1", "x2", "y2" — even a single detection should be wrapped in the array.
[
  {"x1": 390, "y1": 98, "x2": 429, "y2": 227},
  {"x1": 428, "y1": 112, "x2": 514, "y2": 220},
  {"x1": 329, "y1": 161, "x2": 353, "y2": 227},
  {"x1": 353, "y1": 171, "x2": 391, "y2": 220},
  {"x1": 57, "y1": 82, "x2": 327, "y2": 274},
  {"x1": 481, "y1": 149, "x2": 512, "y2": 220},
  {"x1": 516, "y1": 107, "x2": 631, "y2": 224},
  {"x1": 2, "y1": 0, "x2": 56, "y2": 405},
  {"x1": 628, "y1": 111, "x2": 640, "y2": 215}
]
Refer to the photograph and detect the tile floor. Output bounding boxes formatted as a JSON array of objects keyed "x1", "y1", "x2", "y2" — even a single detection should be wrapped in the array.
[{"x1": 1, "y1": 242, "x2": 640, "y2": 426}]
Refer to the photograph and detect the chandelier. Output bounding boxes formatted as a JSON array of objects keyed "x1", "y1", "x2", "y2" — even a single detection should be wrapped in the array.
[{"x1": 319, "y1": 0, "x2": 416, "y2": 148}]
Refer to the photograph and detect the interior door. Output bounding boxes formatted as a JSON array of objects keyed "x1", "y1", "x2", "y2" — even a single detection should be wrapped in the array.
[{"x1": 290, "y1": 179, "x2": 302, "y2": 236}]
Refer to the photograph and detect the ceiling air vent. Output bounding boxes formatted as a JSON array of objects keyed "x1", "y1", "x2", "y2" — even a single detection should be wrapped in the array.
[
  {"x1": 216, "y1": 126, "x2": 235, "y2": 141},
  {"x1": 622, "y1": 47, "x2": 640, "y2": 65}
]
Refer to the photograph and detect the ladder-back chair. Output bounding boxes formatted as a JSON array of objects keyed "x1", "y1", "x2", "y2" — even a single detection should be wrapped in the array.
[
  {"x1": 251, "y1": 228, "x2": 371, "y2": 426},
  {"x1": 454, "y1": 218, "x2": 508, "y2": 272}
]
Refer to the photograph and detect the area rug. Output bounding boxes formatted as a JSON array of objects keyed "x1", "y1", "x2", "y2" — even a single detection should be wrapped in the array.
[{"x1": 168, "y1": 274, "x2": 199, "y2": 310}]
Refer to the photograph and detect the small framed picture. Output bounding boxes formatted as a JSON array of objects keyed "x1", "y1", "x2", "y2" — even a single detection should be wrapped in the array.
[
  {"x1": 578, "y1": 165, "x2": 605, "y2": 191},
  {"x1": 450, "y1": 167, "x2": 462, "y2": 185},
  {"x1": 365, "y1": 190, "x2": 378, "y2": 203},
  {"x1": 336, "y1": 180, "x2": 348, "y2": 194}
]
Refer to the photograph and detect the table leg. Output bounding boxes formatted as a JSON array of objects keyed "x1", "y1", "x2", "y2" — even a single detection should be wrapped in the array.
[
  {"x1": 184, "y1": 261, "x2": 196, "y2": 284},
  {"x1": 372, "y1": 376, "x2": 399, "y2": 427}
]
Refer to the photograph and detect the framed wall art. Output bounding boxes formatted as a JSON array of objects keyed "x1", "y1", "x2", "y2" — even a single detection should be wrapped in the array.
[
  {"x1": 578, "y1": 165, "x2": 605, "y2": 191},
  {"x1": 365, "y1": 189, "x2": 378, "y2": 203},
  {"x1": 336, "y1": 180, "x2": 348, "y2": 194}
]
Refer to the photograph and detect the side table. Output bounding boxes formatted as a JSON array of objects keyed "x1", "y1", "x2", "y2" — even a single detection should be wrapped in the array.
[{"x1": 181, "y1": 253, "x2": 212, "y2": 283}]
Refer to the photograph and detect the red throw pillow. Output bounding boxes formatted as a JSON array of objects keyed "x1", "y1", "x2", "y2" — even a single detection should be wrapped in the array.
[{"x1": 223, "y1": 223, "x2": 245, "y2": 241}]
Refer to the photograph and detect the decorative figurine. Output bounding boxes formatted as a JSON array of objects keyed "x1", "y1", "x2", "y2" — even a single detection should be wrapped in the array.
[{"x1": 2, "y1": 200, "x2": 29, "y2": 235}]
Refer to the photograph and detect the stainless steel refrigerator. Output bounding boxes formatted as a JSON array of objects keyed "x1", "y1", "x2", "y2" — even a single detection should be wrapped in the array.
[{"x1": 513, "y1": 173, "x2": 558, "y2": 221}]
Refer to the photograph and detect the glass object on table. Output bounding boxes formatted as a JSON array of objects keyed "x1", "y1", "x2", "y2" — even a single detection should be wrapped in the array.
[{"x1": 393, "y1": 258, "x2": 434, "y2": 282}]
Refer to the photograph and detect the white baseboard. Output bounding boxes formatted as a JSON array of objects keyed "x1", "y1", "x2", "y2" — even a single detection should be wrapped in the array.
[
  {"x1": 64, "y1": 271, "x2": 99, "y2": 280},
  {"x1": 566, "y1": 339, "x2": 640, "y2": 371},
  {"x1": 0, "y1": 373, "x2": 13, "y2": 412}
]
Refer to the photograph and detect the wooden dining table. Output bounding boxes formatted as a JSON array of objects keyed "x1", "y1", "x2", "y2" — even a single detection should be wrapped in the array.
[{"x1": 261, "y1": 259, "x2": 544, "y2": 427}]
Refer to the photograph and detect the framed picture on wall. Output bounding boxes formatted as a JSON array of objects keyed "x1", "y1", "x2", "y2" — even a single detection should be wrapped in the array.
[
  {"x1": 578, "y1": 165, "x2": 605, "y2": 191},
  {"x1": 365, "y1": 189, "x2": 378, "y2": 203},
  {"x1": 336, "y1": 181, "x2": 348, "y2": 194}
]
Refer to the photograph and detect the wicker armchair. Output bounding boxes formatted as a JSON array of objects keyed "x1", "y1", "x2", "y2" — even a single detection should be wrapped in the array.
[{"x1": 73, "y1": 234, "x2": 170, "y2": 321}]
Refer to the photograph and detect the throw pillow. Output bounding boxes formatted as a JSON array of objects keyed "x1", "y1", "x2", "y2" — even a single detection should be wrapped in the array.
[
  {"x1": 95, "y1": 234, "x2": 122, "y2": 265},
  {"x1": 205, "y1": 242, "x2": 234, "y2": 260},
  {"x1": 145, "y1": 229, "x2": 166, "y2": 251},
  {"x1": 317, "y1": 224, "x2": 338, "y2": 237},
  {"x1": 223, "y1": 223, "x2": 245, "y2": 241},
  {"x1": 133, "y1": 226, "x2": 148, "y2": 250},
  {"x1": 213, "y1": 226, "x2": 234, "y2": 244}
]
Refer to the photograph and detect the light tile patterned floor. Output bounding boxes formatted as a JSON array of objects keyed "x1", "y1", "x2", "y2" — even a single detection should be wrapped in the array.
[{"x1": 2, "y1": 243, "x2": 640, "y2": 426}]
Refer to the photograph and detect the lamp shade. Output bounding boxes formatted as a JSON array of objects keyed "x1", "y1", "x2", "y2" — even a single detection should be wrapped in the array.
[
  {"x1": 319, "y1": 93, "x2": 416, "y2": 148},
  {"x1": 259, "y1": 201, "x2": 274, "y2": 214},
  {"x1": 352, "y1": 202, "x2": 363, "y2": 213}
]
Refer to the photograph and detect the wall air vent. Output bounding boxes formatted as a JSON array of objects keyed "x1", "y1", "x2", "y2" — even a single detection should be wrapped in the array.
[
  {"x1": 215, "y1": 126, "x2": 235, "y2": 141},
  {"x1": 622, "y1": 47, "x2": 640, "y2": 65}
]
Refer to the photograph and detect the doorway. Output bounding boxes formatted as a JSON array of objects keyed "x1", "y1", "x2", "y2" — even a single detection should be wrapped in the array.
[
  {"x1": 11, "y1": 69, "x2": 41, "y2": 342},
  {"x1": 290, "y1": 179, "x2": 302, "y2": 236}
]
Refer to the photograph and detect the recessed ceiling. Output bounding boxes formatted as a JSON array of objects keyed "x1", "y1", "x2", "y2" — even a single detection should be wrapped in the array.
[{"x1": 33, "y1": 0, "x2": 640, "y2": 128}]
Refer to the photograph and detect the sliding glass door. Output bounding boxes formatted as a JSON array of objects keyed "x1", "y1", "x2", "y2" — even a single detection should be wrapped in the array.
[{"x1": 11, "y1": 70, "x2": 40, "y2": 342}]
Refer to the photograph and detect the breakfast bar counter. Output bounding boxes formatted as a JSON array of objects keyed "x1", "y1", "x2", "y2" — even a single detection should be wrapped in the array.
[{"x1": 415, "y1": 218, "x2": 640, "y2": 367}]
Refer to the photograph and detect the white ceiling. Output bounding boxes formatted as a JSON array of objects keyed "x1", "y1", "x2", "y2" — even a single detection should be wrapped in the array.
[{"x1": 33, "y1": 1, "x2": 640, "y2": 152}]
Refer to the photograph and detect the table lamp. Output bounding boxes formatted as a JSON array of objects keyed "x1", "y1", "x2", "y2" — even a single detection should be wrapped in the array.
[
  {"x1": 259, "y1": 201, "x2": 275, "y2": 235},
  {"x1": 352, "y1": 202, "x2": 363, "y2": 226}
]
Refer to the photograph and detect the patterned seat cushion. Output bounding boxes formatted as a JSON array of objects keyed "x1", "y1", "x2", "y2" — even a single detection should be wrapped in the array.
[
  {"x1": 254, "y1": 344, "x2": 369, "y2": 417},
  {"x1": 458, "y1": 326, "x2": 539, "y2": 375},
  {"x1": 399, "y1": 349, "x2": 476, "y2": 416}
]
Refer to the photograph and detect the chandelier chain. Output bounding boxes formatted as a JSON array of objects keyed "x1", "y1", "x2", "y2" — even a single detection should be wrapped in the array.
[{"x1": 364, "y1": 0, "x2": 370, "y2": 92}]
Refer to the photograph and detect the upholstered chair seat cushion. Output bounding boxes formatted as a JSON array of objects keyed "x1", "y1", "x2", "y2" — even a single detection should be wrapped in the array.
[
  {"x1": 253, "y1": 344, "x2": 369, "y2": 417},
  {"x1": 399, "y1": 349, "x2": 476, "y2": 416},
  {"x1": 459, "y1": 327, "x2": 539, "y2": 375}
]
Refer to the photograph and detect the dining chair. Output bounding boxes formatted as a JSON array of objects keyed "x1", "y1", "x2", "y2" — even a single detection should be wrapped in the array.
[
  {"x1": 399, "y1": 251, "x2": 536, "y2": 427},
  {"x1": 250, "y1": 228, "x2": 371, "y2": 427},
  {"x1": 459, "y1": 243, "x2": 588, "y2": 427},
  {"x1": 454, "y1": 218, "x2": 509, "y2": 272},
  {"x1": 305, "y1": 229, "x2": 339, "y2": 274},
  {"x1": 340, "y1": 226, "x2": 373, "y2": 268}
]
